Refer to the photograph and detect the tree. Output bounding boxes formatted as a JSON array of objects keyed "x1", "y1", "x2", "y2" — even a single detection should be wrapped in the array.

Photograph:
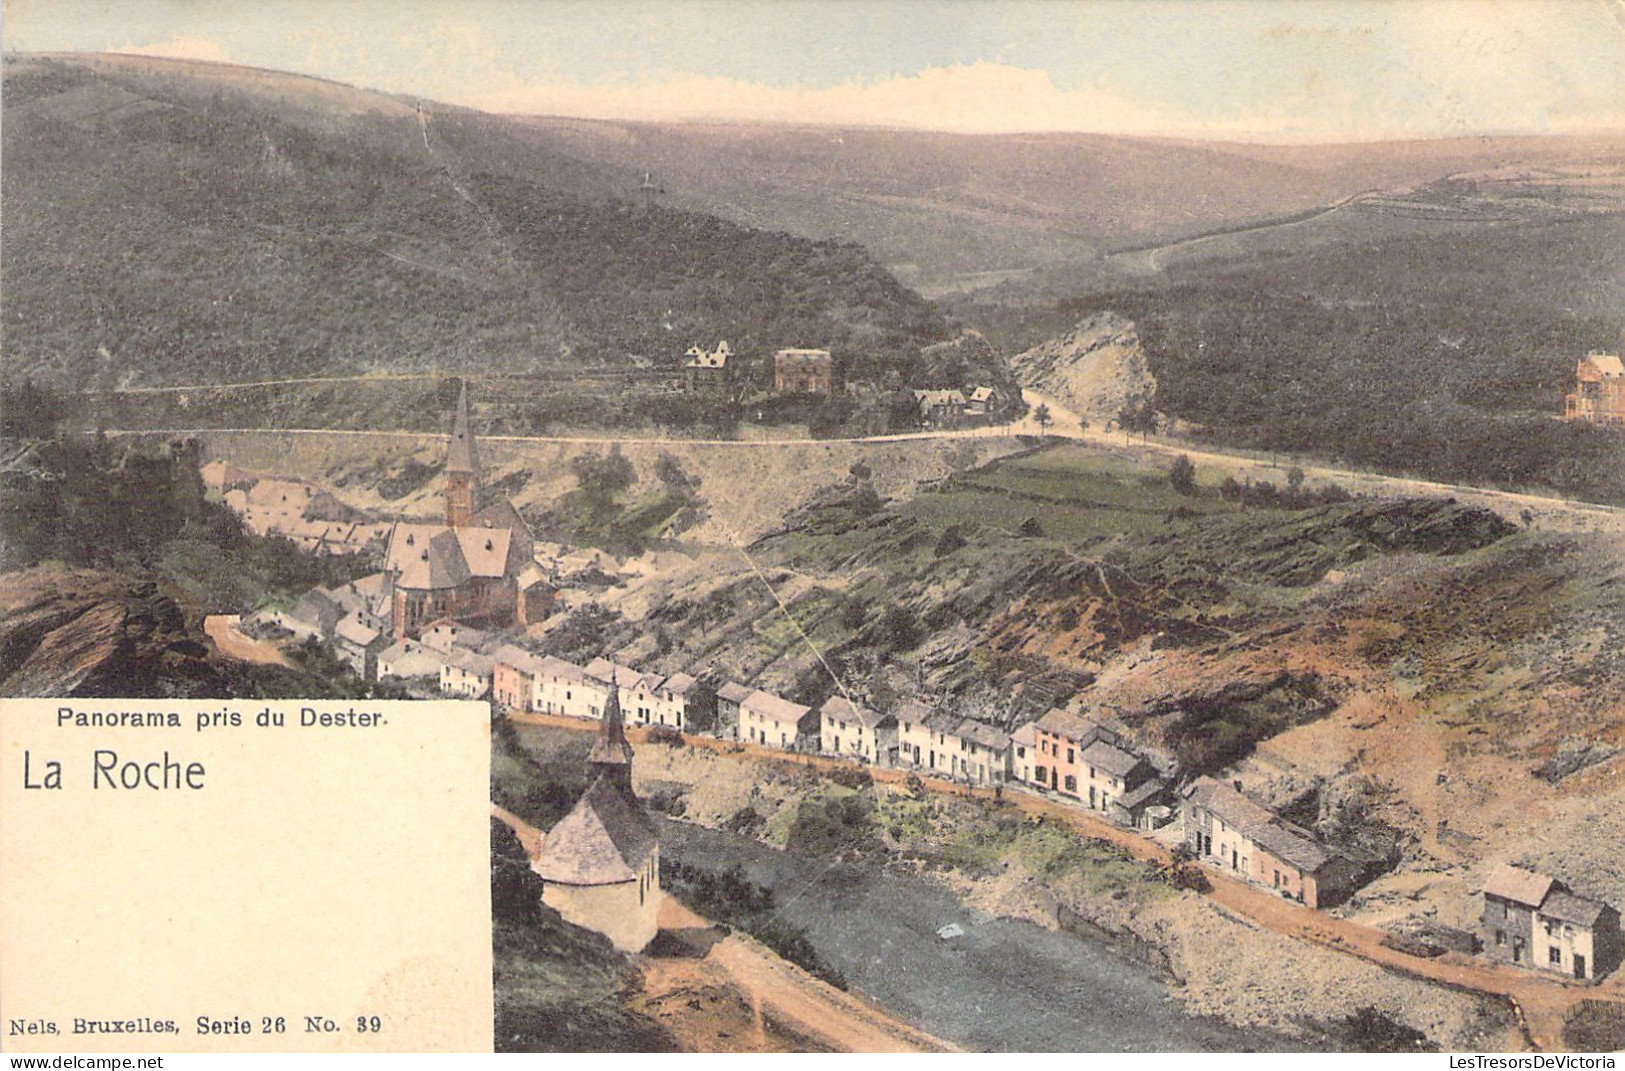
[
  {"x1": 1286, "y1": 466, "x2": 1306, "y2": 495},
  {"x1": 1169, "y1": 454, "x2": 1198, "y2": 496},
  {"x1": 1033, "y1": 403, "x2": 1052, "y2": 438},
  {"x1": 1118, "y1": 398, "x2": 1158, "y2": 443}
]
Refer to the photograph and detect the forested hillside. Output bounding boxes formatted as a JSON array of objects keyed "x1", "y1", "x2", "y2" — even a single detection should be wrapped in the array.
[{"x1": 1, "y1": 54, "x2": 949, "y2": 389}]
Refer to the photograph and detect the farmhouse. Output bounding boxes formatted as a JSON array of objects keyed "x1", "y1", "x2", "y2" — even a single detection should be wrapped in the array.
[
  {"x1": 1481, "y1": 864, "x2": 1622, "y2": 980},
  {"x1": 897, "y1": 705, "x2": 959, "y2": 775},
  {"x1": 913, "y1": 389, "x2": 967, "y2": 425},
  {"x1": 1028, "y1": 707, "x2": 1119, "y2": 797},
  {"x1": 533, "y1": 656, "x2": 602, "y2": 719},
  {"x1": 951, "y1": 719, "x2": 1012, "y2": 786},
  {"x1": 1565, "y1": 350, "x2": 1625, "y2": 424},
  {"x1": 1181, "y1": 777, "x2": 1365, "y2": 909},
  {"x1": 773, "y1": 348, "x2": 835, "y2": 394},
  {"x1": 534, "y1": 682, "x2": 661, "y2": 953}
]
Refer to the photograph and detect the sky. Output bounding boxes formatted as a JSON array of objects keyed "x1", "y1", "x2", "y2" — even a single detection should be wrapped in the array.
[{"x1": 4, "y1": 0, "x2": 1625, "y2": 141}]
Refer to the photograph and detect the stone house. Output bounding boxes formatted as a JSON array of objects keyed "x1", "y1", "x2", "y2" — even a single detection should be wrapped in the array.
[
  {"x1": 715, "y1": 681, "x2": 753, "y2": 740},
  {"x1": 1029, "y1": 707, "x2": 1119, "y2": 797},
  {"x1": 774, "y1": 348, "x2": 835, "y2": 394},
  {"x1": 818, "y1": 696, "x2": 896, "y2": 765},
  {"x1": 913, "y1": 389, "x2": 967, "y2": 425},
  {"x1": 1481, "y1": 864, "x2": 1622, "y2": 980},
  {"x1": 1181, "y1": 777, "x2": 1365, "y2": 909},
  {"x1": 333, "y1": 613, "x2": 388, "y2": 682}
]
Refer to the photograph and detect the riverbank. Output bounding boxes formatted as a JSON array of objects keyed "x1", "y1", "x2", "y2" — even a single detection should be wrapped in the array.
[{"x1": 595, "y1": 728, "x2": 1524, "y2": 1050}]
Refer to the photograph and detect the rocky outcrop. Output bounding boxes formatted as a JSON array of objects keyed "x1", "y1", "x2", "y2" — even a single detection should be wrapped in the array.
[
  {"x1": 1010, "y1": 311, "x2": 1155, "y2": 423},
  {"x1": 0, "y1": 566, "x2": 220, "y2": 696}
]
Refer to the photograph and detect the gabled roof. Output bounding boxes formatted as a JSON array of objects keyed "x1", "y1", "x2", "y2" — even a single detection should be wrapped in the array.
[
  {"x1": 334, "y1": 614, "x2": 382, "y2": 648},
  {"x1": 1186, "y1": 777, "x2": 1336, "y2": 873},
  {"x1": 378, "y1": 641, "x2": 452, "y2": 678},
  {"x1": 819, "y1": 695, "x2": 893, "y2": 731},
  {"x1": 1581, "y1": 352, "x2": 1624, "y2": 378},
  {"x1": 955, "y1": 719, "x2": 1010, "y2": 751},
  {"x1": 454, "y1": 526, "x2": 511, "y2": 579},
  {"x1": 922, "y1": 710, "x2": 962, "y2": 734},
  {"x1": 1081, "y1": 738, "x2": 1145, "y2": 779},
  {"x1": 490, "y1": 644, "x2": 547, "y2": 676},
  {"x1": 741, "y1": 689, "x2": 811, "y2": 724},
  {"x1": 584, "y1": 657, "x2": 641, "y2": 689},
  {"x1": 1539, "y1": 890, "x2": 1610, "y2": 928},
  {"x1": 446, "y1": 649, "x2": 494, "y2": 675},
  {"x1": 387, "y1": 524, "x2": 472, "y2": 591},
  {"x1": 894, "y1": 698, "x2": 936, "y2": 724},
  {"x1": 1483, "y1": 864, "x2": 1557, "y2": 908},
  {"x1": 1033, "y1": 707, "x2": 1103, "y2": 744},
  {"x1": 1114, "y1": 777, "x2": 1169, "y2": 812},
  {"x1": 717, "y1": 681, "x2": 753, "y2": 704},
  {"x1": 534, "y1": 777, "x2": 658, "y2": 886},
  {"x1": 536, "y1": 655, "x2": 590, "y2": 683},
  {"x1": 472, "y1": 497, "x2": 532, "y2": 541},
  {"x1": 420, "y1": 619, "x2": 489, "y2": 653},
  {"x1": 663, "y1": 672, "x2": 699, "y2": 696}
]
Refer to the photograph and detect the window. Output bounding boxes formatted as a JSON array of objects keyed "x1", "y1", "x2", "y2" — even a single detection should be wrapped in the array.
[
  {"x1": 1495, "y1": 930, "x2": 1505, "y2": 946},
  {"x1": 1550, "y1": 947, "x2": 1563, "y2": 966},
  {"x1": 1064, "y1": 775, "x2": 1077, "y2": 793},
  {"x1": 1035, "y1": 765, "x2": 1047, "y2": 783},
  {"x1": 1067, "y1": 749, "x2": 1075, "y2": 764}
]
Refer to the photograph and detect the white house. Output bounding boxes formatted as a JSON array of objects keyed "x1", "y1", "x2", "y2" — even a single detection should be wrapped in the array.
[
  {"x1": 533, "y1": 657, "x2": 604, "y2": 719},
  {"x1": 441, "y1": 649, "x2": 494, "y2": 699},
  {"x1": 739, "y1": 689, "x2": 814, "y2": 750},
  {"x1": 818, "y1": 696, "x2": 896, "y2": 765}
]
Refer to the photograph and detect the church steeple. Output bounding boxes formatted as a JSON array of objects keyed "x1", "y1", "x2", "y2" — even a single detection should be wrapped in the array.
[
  {"x1": 444, "y1": 381, "x2": 478, "y2": 528},
  {"x1": 587, "y1": 671, "x2": 634, "y2": 795}
]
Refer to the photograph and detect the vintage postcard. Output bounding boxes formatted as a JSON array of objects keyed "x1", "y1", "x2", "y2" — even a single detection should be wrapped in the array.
[{"x1": 2, "y1": 0, "x2": 1624, "y2": 1058}]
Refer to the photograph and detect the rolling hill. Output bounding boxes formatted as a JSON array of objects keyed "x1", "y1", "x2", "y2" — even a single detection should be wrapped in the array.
[
  {"x1": 508, "y1": 115, "x2": 1625, "y2": 295},
  {"x1": 1, "y1": 52, "x2": 949, "y2": 390}
]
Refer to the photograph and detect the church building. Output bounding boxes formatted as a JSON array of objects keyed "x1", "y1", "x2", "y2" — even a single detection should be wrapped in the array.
[
  {"x1": 384, "y1": 384, "x2": 538, "y2": 639},
  {"x1": 534, "y1": 677, "x2": 663, "y2": 953}
]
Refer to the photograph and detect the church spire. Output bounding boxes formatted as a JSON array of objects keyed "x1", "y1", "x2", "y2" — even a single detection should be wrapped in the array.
[
  {"x1": 445, "y1": 381, "x2": 479, "y2": 475},
  {"x1": 587, "y1": 670, "x2": 634, "y2": 794},
  {"x1": 444, "y1": 381, "x2": 478, "y2": 528}
]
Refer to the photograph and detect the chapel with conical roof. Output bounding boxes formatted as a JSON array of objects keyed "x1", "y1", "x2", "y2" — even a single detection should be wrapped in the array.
[{"x1": 533, "y1": 675, "x2": 662, "y2": 952}]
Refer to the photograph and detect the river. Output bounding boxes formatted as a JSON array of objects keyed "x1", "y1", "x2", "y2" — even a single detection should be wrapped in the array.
[{"x1": 659, "y1": 819, "x2": 1311, "y2": 1052}]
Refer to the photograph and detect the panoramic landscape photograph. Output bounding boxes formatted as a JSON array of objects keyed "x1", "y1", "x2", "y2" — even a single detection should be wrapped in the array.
[{"x1": 2, "y1": 0, "x2": 1624, "y2": 1054}]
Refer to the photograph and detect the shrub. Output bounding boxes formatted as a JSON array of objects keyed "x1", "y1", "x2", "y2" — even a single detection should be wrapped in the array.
[{"x1": 1169, "y1": 454, "x2": 1197, "y2": 495}]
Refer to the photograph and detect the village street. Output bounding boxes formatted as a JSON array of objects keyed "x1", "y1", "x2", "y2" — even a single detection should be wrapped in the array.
[{"x1": 509, "y1": 711, "x2": 1625, "y2": 1052}]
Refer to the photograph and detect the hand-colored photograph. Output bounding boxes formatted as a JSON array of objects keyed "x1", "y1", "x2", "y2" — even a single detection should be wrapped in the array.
[{"x1": 2, "y1": 0, "x2": 1623, "y2": 1054}]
